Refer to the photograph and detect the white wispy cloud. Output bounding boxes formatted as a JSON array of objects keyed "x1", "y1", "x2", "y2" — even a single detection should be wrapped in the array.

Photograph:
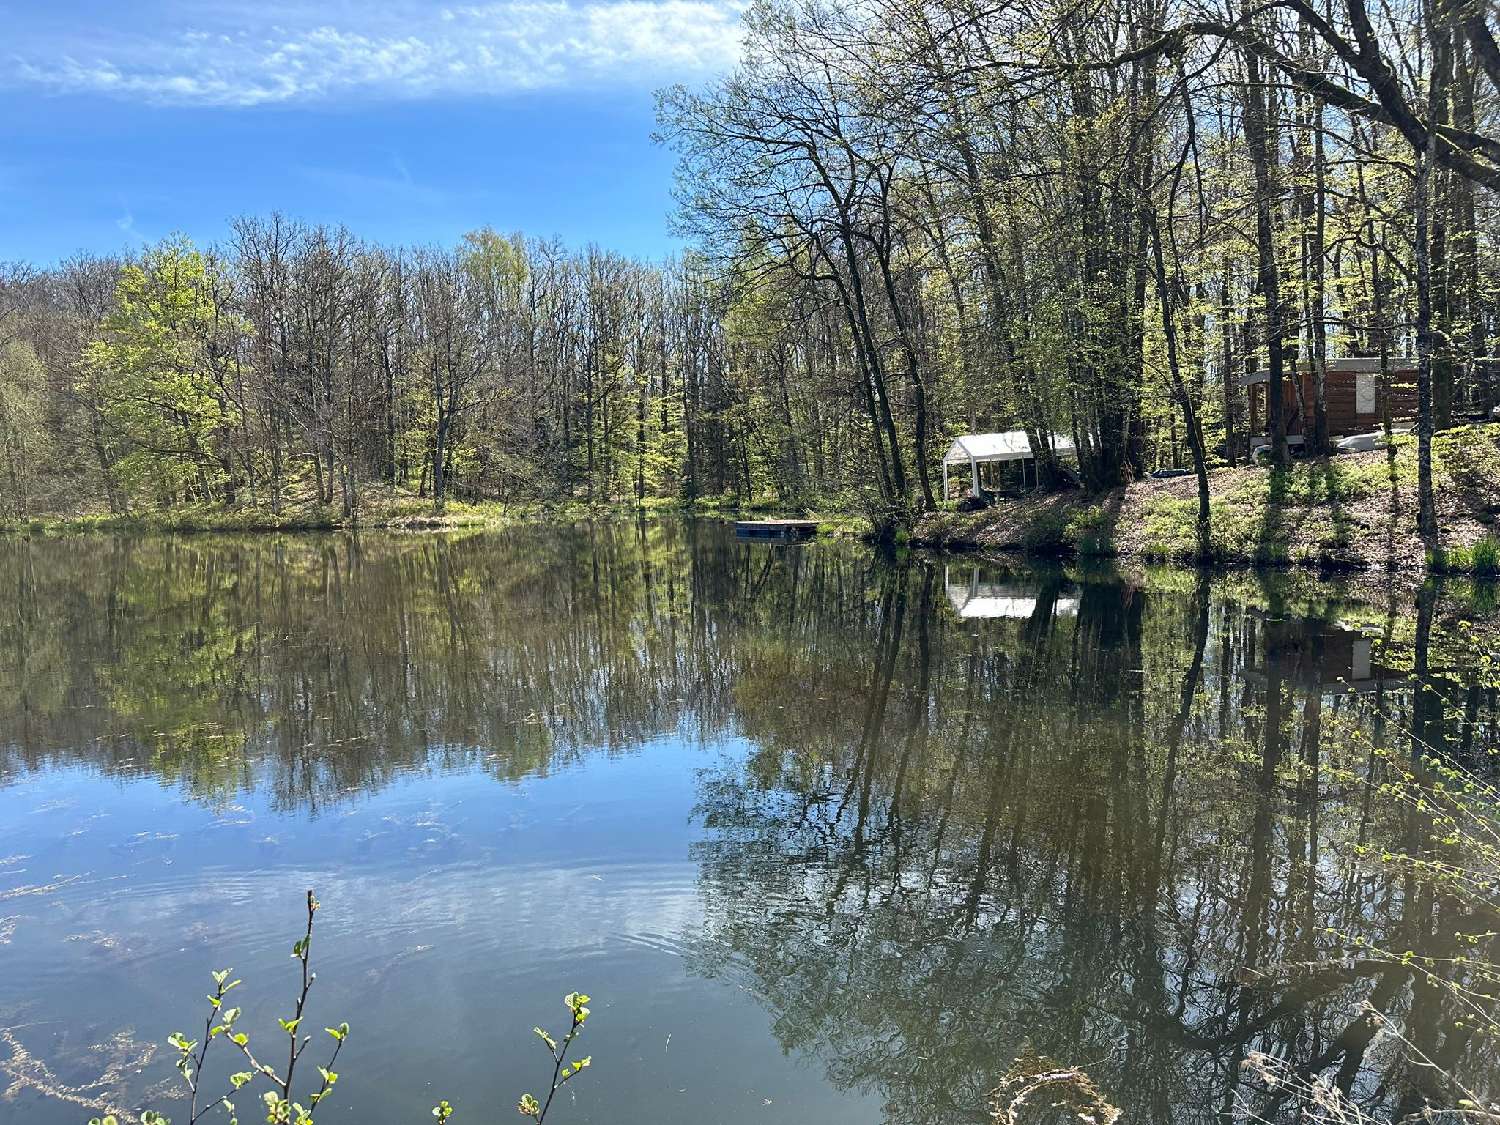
[
  {"x1": 114, "y1": 207, "x2": 151, "y2": 246},
  {"x1": 3, "y1": 1, "x2": 743, "y2": 106}
]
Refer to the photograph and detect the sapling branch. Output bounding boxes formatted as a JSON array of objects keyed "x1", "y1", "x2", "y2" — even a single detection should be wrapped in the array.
[
  {"x1": 159, "y1": 889, "x2": 349, "y2": 1125},
  {"x1": 173, "y1": 968, "x2": 242, "y2": 1125},
  {"x1": 276, "y1": 891, "x2": 318, "y2": 1100},
  {"x1": 518, "y1": 992, "x2": 594, "y2": 1123},
  {"x1": 96, "y1": 896, "x2": 603, "y2": 1125}
]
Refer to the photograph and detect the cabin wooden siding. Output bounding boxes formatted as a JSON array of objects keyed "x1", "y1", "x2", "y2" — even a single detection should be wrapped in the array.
[{"x1": 1247, "y1": 364, "x2": 1417, "y2": 440}]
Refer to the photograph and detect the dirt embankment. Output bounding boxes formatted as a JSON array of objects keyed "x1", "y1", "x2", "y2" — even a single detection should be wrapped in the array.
[{"x1": 913, "y1": 426, "x2": 1500, "y2": 576}]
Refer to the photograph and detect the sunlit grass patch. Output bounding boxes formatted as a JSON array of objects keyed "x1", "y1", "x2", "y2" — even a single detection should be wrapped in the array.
[
  {"x1": 1064, "y1": 501, "x2": 1117, "y2": 556},
  {"x1": 1430, "y1": 534, "x2": 1500, "y2": 576}
]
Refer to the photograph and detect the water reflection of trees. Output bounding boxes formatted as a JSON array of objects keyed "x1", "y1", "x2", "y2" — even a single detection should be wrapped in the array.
[
  {"x1": 0, "y1": 524, "x2": 731, "y2": 808},
  {"x1": 0, "y1": 524, "x2": 939, "y2": 806},
  {"x1": 2, "y1": 526, "x2": 1498, "y2": 1120},
  {"x1": 690, "y1": 563, "x2": 1500, "y2": 1124}
]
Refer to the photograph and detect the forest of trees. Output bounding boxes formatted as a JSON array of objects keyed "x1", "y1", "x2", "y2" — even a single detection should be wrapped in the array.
[
  {"x1": 0, "y1": 227, "x2": 741, "y2": 519},
  {"x1": 657, "y1": 0, "x2": 1500, "y2": 547},
  {"x1": 3, "y1": 0, "x2": 1500, "y2": 547}
]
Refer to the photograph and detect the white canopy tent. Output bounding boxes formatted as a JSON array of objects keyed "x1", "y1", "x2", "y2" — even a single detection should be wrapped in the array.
[{"x1": 941, "y1": 431, "x2": 1076, "y2": 499}]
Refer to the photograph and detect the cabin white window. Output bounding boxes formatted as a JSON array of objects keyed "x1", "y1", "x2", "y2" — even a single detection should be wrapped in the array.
[{"x1": 1355, "y1": 372, "x2": 1376, "y2": 414}]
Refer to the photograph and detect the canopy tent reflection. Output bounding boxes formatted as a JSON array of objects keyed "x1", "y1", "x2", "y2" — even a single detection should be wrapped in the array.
[{"x1": 943, "y1": 564, "x2": 1080, "y2": 619}]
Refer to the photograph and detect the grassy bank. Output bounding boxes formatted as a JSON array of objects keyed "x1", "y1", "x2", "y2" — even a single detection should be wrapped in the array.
[
  {"x1": 9, "y1": 426, "x2": 1498, "y2": 582},
  {"x1": 0, "y1": 492, "x2": 633, "y2": 536},
  {"x1": 914, "y1": 424, "x2": 1500, "y2": 575},
  {"x1": 0, "y1": 481, "x2": 880, "y2": 539}
]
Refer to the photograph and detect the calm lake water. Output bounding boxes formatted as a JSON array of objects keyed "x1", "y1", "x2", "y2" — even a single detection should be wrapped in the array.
[{"x1": 1, "y1": 522, "x2": 1496, "y2": 1124}]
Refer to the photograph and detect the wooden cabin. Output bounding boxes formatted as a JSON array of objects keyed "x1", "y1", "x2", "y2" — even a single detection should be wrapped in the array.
[{"x1": 1243, "y1": 357, "x2": 1417, "y2": 448}]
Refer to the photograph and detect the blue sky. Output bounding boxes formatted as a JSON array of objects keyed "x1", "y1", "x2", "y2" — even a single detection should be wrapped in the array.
[{"x1": 0, "y1": 0, "x2": 742, "y2": 263}]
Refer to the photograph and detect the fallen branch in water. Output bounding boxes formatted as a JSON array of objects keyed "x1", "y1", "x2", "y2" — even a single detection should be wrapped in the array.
[{"x1": 989, "y1": 1047, "x2": 1121, "y2": 1125}]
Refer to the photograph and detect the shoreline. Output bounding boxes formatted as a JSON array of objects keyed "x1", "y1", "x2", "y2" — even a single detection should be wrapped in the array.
[
  {"x1": 5, "y1": 494, "x2": 1497, "y2": 639},
  {"x1": 0, "y1": 497, "x2": 745, "y2": 538},
  {"x1": 5, "y1": 429, "x2": 1497, "y2": 586},
  {"x1": 907, "y1": 426, "x2": 1500, "y2": 580}
]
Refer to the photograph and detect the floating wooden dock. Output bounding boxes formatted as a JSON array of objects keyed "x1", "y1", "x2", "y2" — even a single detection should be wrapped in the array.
[{"x1": 734, "y1": 519, "x2": 821, "y2": 541}]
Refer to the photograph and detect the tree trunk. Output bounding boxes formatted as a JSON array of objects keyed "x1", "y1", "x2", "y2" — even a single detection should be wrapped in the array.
[
  {"x1": 1241, "y1": 43, "x2": 1288, "y2": 465},
  {"x1": 1150, "y1": 213, "x2": 1212, "y2": 561},
  {"x1": 1415, "y1": 137, "x2": 1440, "y2": 556}
]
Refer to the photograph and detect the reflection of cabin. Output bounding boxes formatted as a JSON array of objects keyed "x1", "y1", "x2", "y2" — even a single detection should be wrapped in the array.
[
  {"x1": 1240, "y1": 613, "x2": 1399, "y2": 695},
  {"x1": 1242, "y1": 357, "x2": 1417, "y2": 447},
  {"x1": 944, "y1": 565, "x2": 1080, "y2": 620},
  {"x1": 941, "y1": 431, "x2": 1077, "y2": 500}
]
